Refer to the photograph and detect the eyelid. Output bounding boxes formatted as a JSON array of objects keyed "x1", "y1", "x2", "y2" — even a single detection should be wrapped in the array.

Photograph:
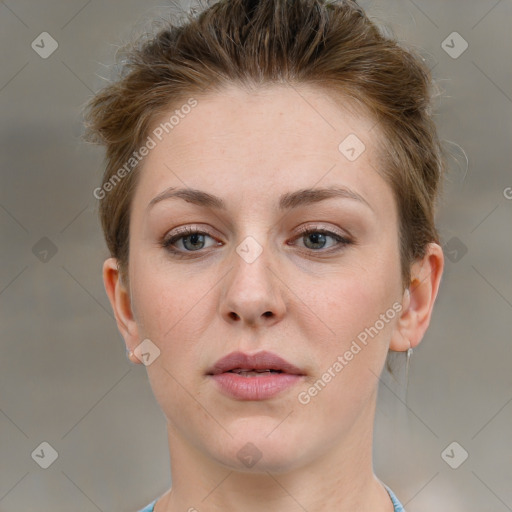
[
  {"x1": 165, "y1": 223, "x2": 349, "y2": 239},
  {"x1": 294, "y1": 223, "x2": 350, "y2": 240},
  {"x1": 161, "y1": 223, "x2": 353, "y2": 257},
  {"x1": 162, "y1": 225, "x2": 221, "y2": 247},
  {"x1": 165, "y1": 224, "x2": 218, "y2": 239}
]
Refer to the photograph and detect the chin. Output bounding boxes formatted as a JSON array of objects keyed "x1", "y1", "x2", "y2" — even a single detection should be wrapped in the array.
[
  {"x1": 208, "y1": 426, "x2": 310, "y2": 474},
  {"x1": 215, "y1": 449, "x2": 306, "y2": 475}
]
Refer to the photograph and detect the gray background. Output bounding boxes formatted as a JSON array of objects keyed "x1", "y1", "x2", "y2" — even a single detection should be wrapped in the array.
[{"x1": 1, "y1": 0, "x2": 511, "y2": 511}]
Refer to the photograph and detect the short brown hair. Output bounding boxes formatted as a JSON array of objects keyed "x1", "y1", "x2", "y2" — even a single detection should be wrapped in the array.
[{"x1": 83, "y1": 0, "x2": 445, "y2": 326}]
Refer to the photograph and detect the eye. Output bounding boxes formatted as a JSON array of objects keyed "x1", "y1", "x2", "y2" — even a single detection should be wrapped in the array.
[
  {"x1": 161, "y1": 226, "x2": 220, "y2": 256},
  {"x1": 160, "y1": 225, "x2": 352, "y2": 259},
  {"x1": 291, "y1": 226, "x2": 352, "y2": 253}
]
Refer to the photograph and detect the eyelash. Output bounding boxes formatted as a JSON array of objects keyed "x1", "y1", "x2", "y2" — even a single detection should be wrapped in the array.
[{"x1": 160, "y1": 225, "x2": 353, "y2": 259}]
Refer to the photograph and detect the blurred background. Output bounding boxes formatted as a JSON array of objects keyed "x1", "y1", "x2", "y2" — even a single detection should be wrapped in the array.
[{"x1": 1, "y1": 0, "x2": 511, "y2": 510}]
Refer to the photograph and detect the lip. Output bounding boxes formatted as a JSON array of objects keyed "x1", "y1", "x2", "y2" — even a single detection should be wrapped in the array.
[
  {"x1": 206, "y1": 350, "x2": 306, "y2": 401},
  {"x1": 206, "y1": 350, "x2": 305, "y2": 376}
]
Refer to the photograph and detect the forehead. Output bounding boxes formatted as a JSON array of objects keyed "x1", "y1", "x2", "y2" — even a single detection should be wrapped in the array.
[{"x1": 133, "y1": 83, "x2": 391, "y2": 215}]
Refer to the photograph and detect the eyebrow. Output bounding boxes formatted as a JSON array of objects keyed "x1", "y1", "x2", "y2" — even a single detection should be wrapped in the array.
[{"x1": 146, "y1": 185, "x2": 374, "y2": 213}]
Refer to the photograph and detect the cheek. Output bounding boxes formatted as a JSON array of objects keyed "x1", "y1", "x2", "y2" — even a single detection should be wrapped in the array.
[
  {"x1": 130, "y1": 260, "x2": 226, "y2": 407},
  {"x1": 133, "y1": 267, "x2": 213, "y2": 430},
  {"x1": 292, "y1": 260, "x2": 399, "y2": 387},
  {"x1": 295, "y1": 263, "x2": 396, "y2": 336},
  {"x1": 294, "y1": 274, "x2": 396, "y2": 428},
  {"x1": 131, "y1": 256, "x2": 208, "y2": 337}
]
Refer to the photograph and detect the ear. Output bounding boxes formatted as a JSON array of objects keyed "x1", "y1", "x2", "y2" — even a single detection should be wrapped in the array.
[
  {"x1": 102, "y1": 257, "x2": 141, "y2": 361},
  {"x1": 389, "y1": 242, "x2": 444, "y2": 351}
]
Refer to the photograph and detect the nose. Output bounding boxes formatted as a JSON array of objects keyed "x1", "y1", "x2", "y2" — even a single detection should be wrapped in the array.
[{"x1": 219, "y1": 237, "x2": 287, "y2": 328}]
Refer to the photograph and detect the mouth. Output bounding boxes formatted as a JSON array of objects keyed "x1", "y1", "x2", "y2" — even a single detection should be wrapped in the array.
[
  {"x1": 225, "y1": 369, "x2": 284, "y2": 376},
  {"x1": 206, "y1": 350, "x2": 305, "y2": 376},
  {"x1": 206, "y1": 350, "x2": 305, "y2": 401}
]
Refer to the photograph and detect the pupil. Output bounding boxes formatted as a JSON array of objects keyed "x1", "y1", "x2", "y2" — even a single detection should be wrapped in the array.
[
  {"x1": 306, "y1": 232, "x2": 326, "y2": 249},
  {"x1": 185, "y1": 233, "x2": 204, "y2": 250}
]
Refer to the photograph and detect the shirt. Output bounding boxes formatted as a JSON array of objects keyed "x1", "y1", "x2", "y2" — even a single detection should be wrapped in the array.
[{"x1": 137, "y1": 483, "x2": 406, "y2": 511}]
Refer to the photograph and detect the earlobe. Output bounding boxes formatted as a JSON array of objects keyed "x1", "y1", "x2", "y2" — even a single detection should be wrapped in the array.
[
  {"x1": 102, "y1": 258, "x2": 140, "y2": 356},
  {"x1": 389, "y1": 243, "x2": 444, "y2": 352}
]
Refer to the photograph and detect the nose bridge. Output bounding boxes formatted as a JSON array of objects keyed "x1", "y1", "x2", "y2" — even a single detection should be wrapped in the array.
[{"x1": 220, "y1": 231, "x2": 286, "y2": 325}]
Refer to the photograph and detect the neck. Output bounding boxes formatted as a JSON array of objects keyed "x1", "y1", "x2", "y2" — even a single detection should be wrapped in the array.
[{"x1": 156, "y1": 390, "x2": 394, "y2": 512}]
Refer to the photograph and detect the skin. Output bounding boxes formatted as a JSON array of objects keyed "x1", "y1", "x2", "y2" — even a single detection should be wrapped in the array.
[{"x1": 103, "y1": 83, "x2": 444, "y2": 511}]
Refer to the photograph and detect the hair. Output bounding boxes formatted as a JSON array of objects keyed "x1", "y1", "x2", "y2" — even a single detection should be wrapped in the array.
[{"x1": 82, "y1": 0, "x2": 446, "y2": 377}]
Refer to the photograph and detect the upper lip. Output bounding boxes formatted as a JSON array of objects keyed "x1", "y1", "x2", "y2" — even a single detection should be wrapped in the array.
[{"x1": 206, "y1": 350, "x2": 305, "y2": 376}]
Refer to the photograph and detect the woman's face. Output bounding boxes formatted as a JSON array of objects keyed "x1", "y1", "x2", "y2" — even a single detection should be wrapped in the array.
[{"x1": 120, "y1": 84, "x2": 408, "y2": 471}]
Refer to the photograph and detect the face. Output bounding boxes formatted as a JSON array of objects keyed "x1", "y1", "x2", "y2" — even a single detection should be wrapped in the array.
[{"x1": 119, "y1": 84, "x2": 408, "y2": 472}]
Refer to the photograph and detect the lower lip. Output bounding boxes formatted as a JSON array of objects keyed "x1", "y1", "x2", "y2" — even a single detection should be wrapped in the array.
[{"x1": 210, "y1": 372, "x2": 303, "y2": 400}]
